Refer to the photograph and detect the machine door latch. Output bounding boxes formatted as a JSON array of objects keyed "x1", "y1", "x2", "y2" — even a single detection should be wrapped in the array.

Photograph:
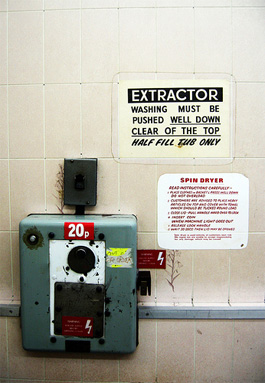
[{"x1": 137, "y1": 271, "x2": 151, "y2": 296}]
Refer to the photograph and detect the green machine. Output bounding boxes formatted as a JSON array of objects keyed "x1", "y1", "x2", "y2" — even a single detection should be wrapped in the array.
[{"x1": 19, "y1": 214, "x2": 138, "y2": 353}]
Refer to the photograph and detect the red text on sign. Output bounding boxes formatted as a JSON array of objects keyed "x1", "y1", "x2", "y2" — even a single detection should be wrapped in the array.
[{"x1": 62, "y1": 316, "x2": 93, "y2": 337}]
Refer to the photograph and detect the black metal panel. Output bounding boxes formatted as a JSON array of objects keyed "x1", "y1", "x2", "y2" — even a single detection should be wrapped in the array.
[
  {"x1": 64, "y1": 158, "x2": 97, "y2": 206},
  {"x1": 54, "y1": 282, "x2": 104, "y2": 338}
]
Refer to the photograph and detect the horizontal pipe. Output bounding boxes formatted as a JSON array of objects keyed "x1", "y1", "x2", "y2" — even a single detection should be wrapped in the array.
[
  {"x1": 139, "y1": 305, "x2": 265, "y2": 320},
  {"x1": 1, "y1": 303, "x2": 265, "y2": 320},
  {"x1": 0, "y1": 304, "x2": 20, "y2": 317}
]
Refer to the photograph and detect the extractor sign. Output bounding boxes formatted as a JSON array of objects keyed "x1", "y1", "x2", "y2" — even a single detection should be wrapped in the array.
[
  {"x1": 158, "y1": 174, "x2": 249, "y2": 250},
  {"x1": 118, "y1": 79, "x2": 231, "y2": 159}
]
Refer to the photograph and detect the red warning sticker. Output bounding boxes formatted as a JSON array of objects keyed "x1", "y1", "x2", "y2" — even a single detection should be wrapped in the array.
[
  {"x1": 62, "y1": 316, "x2": 93, "y2": 337},
  {"x1": 137, "y1": 250, "x2": 166, "y2": 269}
]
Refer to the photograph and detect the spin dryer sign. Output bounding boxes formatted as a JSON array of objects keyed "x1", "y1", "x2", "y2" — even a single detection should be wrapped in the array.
[
  {"x1": 118, "y1": 79, "x2": 231, "y2": 159},
  {"x1": 158, "y1": 173, "x2": 249, "y2": 250}
]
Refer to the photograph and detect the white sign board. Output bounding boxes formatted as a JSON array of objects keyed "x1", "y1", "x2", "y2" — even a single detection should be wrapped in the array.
[
  {"x1": 118, "y1": 79, "x2": 231, "y2": 159},
  {"x1": 158, "y1": 174, "x2": 249, "y2": 249}
]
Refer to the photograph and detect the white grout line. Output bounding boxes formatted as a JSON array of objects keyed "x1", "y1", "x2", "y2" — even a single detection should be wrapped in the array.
[
  {"x1": 191, "y1": 250, "x2": 195, "y2": 306},
  {"x1": 5, "y1": 317, "x2": 10, "y2": 379},
  {"x1": 193, "y1": 319, "x2": 196, "y2": 383},
  {"x1": 231, "y1": 319, "x2": 235, "y2": 383},
  {"x1": 117, "y1": 4, "x2": 121, "y2": 213},
  {"x1": 117, "y1": 359, "x2": 120, "y2": 383},
  {"x1": 6, "y1": 3, "x2": 15, "y2": 302},
  {"x1": 228, "y1": 250, "x2": 232, "y2": 305},
  {"x1": 5, "y1": 9, "x2": 11, "y2": 371},
  {"x1": 155, "y1": 319, "x2": 158, "y2": 382},
  {"x1": 80, "y1": 4, "x2": 83, "y2": 158},
  {"x1": 193, "y1": 0, "x2": 196, "y2": 75},
  {"x1": 43, "y1": 3, "x2": 47, "y2": 378},
  {"x1": 43, "y1": 7, "x2": 47, "y2": 212}
]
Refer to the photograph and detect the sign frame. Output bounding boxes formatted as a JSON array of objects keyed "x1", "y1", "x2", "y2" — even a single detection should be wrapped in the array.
[
  {"x1": 157, "y1": 173, "x2": 249, "y2": 250},
  {"x1": 112, "y1": 73, "x2": 235, "y2": 165}
]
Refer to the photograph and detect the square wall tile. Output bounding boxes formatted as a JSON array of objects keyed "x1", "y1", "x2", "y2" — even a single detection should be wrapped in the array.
[
  {"x1": 82, "y1": 9, "x2": 119, "y2": 82},
  {"x1": 119, "y1": 320, "x2": 156, "y2": 383},
  {"x1": 82, "y1": 0, "x2": 118, "y2": 7},
  {"x1": 45, "y1": 84, "x2": 81, "y2": 158},
  {"x1": 156, "y1": 250, "x2": 193, "y2": 304},
  {"x1": 8, "y1": 0, "x2": 43, "y2": 10},
  {"x1": 0, "y1": 160, "x2": 10, "y2": 231},
  {"x1": 138, "y1": 232, "x2": 156, "y2": 249},
  {"x1": 9, "y1": 85, "x2": 44, "y2": 159},
  {"x1": 229, "y1": 234, "x2": 265, "y2": 304},
  {"x1": 45, "y1": 0, "x2": 81, "y2": 9},
  {"x1": 193, "y1": 251, "x2": 229, "y2": 304},
  {"x1": 191, "y1": 163, "x2": 233, "y2": 173},
  {"x1": 157, "y1": 8, "x2": 194, "y2": 73},
  {"x1": 233, "y1": 8, "x2": 265, "y2": 82},
  {"x1": 8, "y1": 12, "x2": 43, "y2": 84},
  {"x1": 119, "y1": 163, "x2": 156, "y2": 232},
  {"x1": 119, "y1": 0, "x2": 156, "y2": 7},
  {"x1": 45, "y1": 358, "x2": 82, "y2": 381},
  {"x1": 157, "y1": 164, "x2": 194, "y2": 179},
  {"x1": 7, "y1": 318, "x2": 45, "y2": 379},
  {"x1": 232, "y1": 0, "x2": 265, "y2": 6},
  {"x1": 195, "y1": 0, "x2": 231, "y2": 5},
  {"x1": 0, "y1": 1, "x2": 7, "y2": 11},
  {"x1": 232, "y1": 159, "x2": 265, "y2": 233},
  {"x1": 11, "y1": 232, "x2": 20, "y2": 301},
  {"x1": 82, "y1": 84, "x2": 112, "y2": 158},
  {"x1": 0, "y1": 233, "x2": 12, "y2": 300},
  {"x1": 157, "y1": 0, "x2": 193, "y2": 6},
  {"x1": 233, "y1": 321, "x2": 265, "y2": 383},
  {"x1": 44, "y1": 10, "x2": 81, "y2": 83},
  {"x1": 0, "y1": 318, "x2": 8, "y2": 378},
  {"x1": 157, "y1": 320, "x2": 194, "y2": 383},
  {"x1": 235, "y1": 83, "x2": 265, "y2": 158},
  {"x1": 0, "y1": 87, "x2": 8, "y2": 158},
  {"x1": 119, "y1": 8, "x2": 156, "y2": 73},
  {"x1": 195, "y1": 320, "x2": 233, "y2": 382},
  {"x1": 10, "y1": 160, "x2": 45, "y2": 230},
  {"x1": 82, "y1": 357, "x2": 119, "y2": 382},
  {"x1": 195, "y1": 7, "x2": 232, "y2": 73},
  {"x1": 0, "y1": 13, "x2": 7, "y2": 84}
]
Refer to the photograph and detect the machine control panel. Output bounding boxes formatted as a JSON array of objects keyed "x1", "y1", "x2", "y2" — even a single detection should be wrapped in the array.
[{"x1": 19, "y1": 214, "x2": 137, "y2": 353}]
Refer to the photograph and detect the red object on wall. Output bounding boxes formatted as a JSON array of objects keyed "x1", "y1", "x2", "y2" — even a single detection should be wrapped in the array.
[{"x1": 137, "y1": 250, "x2": 166, "y2": 269}]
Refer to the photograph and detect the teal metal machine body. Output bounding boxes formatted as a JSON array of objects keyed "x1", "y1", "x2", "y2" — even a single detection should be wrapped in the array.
[{"x1": 19, "y1": 214, "x2": 138, "y2": 353}]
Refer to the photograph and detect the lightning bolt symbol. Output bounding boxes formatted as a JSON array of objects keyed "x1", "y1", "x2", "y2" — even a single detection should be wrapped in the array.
[
  {"x1": 157, "y1": 251, "x2": 164, "y2": 266},
  {"x1": 85, "y1": 319, "x2": 92, "y2": 335}
]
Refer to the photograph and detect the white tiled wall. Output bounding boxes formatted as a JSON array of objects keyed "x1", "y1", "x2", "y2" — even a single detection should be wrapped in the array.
[{"x1": 0, "y1": 1, "x2": 264, "y2": 382}]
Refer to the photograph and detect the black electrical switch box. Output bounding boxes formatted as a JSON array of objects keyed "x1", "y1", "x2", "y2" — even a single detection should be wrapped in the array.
[{"x1": 64, "y1": 158, "x2": 97, "y2": 206}]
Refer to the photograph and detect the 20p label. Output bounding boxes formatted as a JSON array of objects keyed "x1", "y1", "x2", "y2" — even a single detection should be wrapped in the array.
[{"x1": 64, "y1": 222, "x2": 94, "y2": 240}]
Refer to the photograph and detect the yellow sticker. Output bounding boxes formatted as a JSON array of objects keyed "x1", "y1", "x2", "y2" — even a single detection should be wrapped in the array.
[
  {"x1": 106, "y1": 248, "x2": 128, "y2": 257},
  {"x1": 106, "y1": 248, "x2": 133, "y2": 268}
]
